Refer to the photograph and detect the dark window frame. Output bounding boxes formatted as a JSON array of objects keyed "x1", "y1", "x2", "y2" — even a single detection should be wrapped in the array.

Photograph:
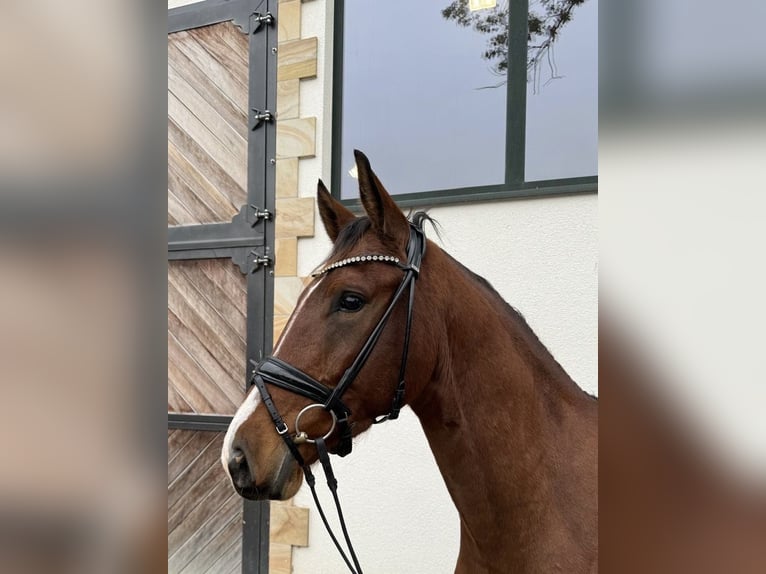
[{"x1": 330, "y1": 0, "x2": 598, "y2": 207}]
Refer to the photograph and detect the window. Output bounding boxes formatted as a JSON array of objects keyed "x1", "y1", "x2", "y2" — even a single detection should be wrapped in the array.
[{"x1": 332, "y1": 0, "x2": 598, "y2": 205}]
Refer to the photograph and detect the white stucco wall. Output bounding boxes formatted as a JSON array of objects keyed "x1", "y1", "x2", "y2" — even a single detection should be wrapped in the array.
[{"x1": 289, "y1": 2, "x2": 597, "y2": 572}]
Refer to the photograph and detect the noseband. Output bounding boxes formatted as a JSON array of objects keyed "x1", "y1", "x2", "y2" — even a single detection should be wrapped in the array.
[{"x1": 248, "y1": 220, "x2": 427, "y2": 573}]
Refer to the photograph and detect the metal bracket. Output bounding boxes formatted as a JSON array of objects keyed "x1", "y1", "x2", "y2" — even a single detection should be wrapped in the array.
[
  {"x1": 248, "y1": 248, "x2": 272, "y2": 274},
  {"x1": 251, "y1": 12, "x2": 274, "y2": 34},
  {"x1": 167, "y1": 205, "x2": 273, "y2": 275},
  {"x1": 249, "y1": 205, "x2": 272, "y2": 226},
  {"x1": 251, "y1": 108, "x2": 274, "y2": 130}
]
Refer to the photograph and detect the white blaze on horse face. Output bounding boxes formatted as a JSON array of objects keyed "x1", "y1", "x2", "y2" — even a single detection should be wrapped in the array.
[
  {"x1": 221, "y1": 388, "x2": 262, "y2": 481},
  {"x1": 222, "y1": 276, "x2": 324, "y2": 481}
]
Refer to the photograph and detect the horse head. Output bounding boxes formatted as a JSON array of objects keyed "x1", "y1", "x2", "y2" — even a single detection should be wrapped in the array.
[{"x1": 221, "y1": 150, "x2": 438, "y2": 501}]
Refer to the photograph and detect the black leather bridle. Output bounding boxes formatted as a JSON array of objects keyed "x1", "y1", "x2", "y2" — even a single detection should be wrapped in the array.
[{"x1": 249, "y1": 220, "x2": 427, "y2": 573}]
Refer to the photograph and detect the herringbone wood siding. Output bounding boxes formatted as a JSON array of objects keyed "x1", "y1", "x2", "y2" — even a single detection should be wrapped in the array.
[
  {"x1": 167, "y1": 19, "x2": 252, "y2": 573},
  {"x1": 168, "y1": 259, "x2": 246, "y2": 415},
  {"x1": 168, "y1": 430, "x2": 242, "y2": 574},
  {"x1": 168, "y1": 21, "x2": 249, "y2": 227}
]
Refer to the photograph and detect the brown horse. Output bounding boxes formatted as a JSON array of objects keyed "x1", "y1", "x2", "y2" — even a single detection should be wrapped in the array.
[{"x1": 222, "y1": 151, "x2": 598, "y2": 573}]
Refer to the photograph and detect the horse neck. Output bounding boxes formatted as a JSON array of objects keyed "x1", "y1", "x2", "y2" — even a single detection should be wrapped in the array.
[{"x1": 409, "y1": 247, "x2": 597, "y2": 570}]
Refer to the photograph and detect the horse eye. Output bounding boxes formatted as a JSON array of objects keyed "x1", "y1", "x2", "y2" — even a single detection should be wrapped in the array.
[{"x1": 338, "y1": 292, "x2": 365, "y2": 313}]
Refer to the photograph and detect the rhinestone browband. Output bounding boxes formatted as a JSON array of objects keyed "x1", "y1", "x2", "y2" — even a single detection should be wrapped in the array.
[{"x1": 312, "y1": 254, "x2": 402, "y2": 277}]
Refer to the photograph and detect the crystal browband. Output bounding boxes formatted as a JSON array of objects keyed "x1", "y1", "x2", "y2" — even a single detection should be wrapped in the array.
[{"x1": 312, "y1": 254, "x2": 402, "y2": 276}]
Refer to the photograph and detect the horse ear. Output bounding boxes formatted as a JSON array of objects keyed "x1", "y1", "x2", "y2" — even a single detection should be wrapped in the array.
[
  {"x1": 354, "y1": 149, "x2": 409, "y2": 243},
  {"x1": 317, "y1": 179, "x2": 356, "y2": 243}
]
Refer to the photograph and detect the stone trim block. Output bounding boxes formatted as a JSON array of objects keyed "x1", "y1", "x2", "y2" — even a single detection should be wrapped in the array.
[{"x1": 277, "y1": 38, "x2": 318, "y2": 81}]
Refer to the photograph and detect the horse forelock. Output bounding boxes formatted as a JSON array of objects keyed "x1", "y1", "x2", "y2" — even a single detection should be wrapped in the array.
[
  {"x1": 328, "y1": 210, "x2": 437, "y2": 261},
  {"x1": 329, "y1": 216, "x2": 372, "y2": 259}
]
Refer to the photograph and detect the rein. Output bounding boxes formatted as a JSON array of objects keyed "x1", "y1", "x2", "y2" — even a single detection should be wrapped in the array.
[{"x1": 249, "y1": 221, "x2": 427, "y2": 574}]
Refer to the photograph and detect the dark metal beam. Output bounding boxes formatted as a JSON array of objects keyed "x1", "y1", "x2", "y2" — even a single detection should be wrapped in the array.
[
  {"x1": 168, "y1": 205, "x2": 265, "y2": 251},
  {"x1": 168, "y1": 0, "x2": 259, "y2": 35},
  {"x1": 505, "y1": 0, "x2": 528, "y2": 185},
  {"x1": 243, "y1": 501, "x2": 271, "y2": 574},
  {"x1": 168, "y1": 234, "x2": 264, "y2": 252},
  {"x1": 168, "y1": 413, "x2": 232, "y2": 432},
  {"x1": 167, "y1": 205, "x2": 269, "y2": 273},
  {"x1": 244, "y1": 0, "x2": 276, "y2": 383},
  {"x1": 243, "y1": 3, "x2": 276, "y2": 573}
]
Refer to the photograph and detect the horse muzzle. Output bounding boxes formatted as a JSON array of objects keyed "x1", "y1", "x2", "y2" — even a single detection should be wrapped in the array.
[{"x1": 226, "y1": 445, "x2": 301, "y2": 501}]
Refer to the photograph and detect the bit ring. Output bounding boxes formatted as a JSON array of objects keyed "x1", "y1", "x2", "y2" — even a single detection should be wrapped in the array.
[{"x1": 294, "y1": 403, "x2": 337, "y2": 444}]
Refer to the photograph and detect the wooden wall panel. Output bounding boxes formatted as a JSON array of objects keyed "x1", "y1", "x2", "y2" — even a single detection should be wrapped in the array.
[
  {"x1": 168, "y1": 259, "x2": 246, "y2": 415},
  {"x1": 168, "y1": 430, "x2": 242, "y2": 574},
  {"x1": 168, "y1": 22, "x2": 249, "y2": 227}
]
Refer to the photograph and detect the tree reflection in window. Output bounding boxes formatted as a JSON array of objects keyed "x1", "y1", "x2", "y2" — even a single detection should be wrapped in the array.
[{"x1": 442, "y1": 0, "x2": 588, "y2": 91}]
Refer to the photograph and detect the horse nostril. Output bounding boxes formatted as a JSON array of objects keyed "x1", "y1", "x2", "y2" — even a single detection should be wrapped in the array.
[{"x1": 228, "y1": 448, "x2": 254, "y2": 489}]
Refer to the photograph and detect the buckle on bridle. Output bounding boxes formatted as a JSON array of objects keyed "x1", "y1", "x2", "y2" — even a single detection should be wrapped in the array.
[{"x1": 275, "y1": 421, "x2": 289, "y2": 436}]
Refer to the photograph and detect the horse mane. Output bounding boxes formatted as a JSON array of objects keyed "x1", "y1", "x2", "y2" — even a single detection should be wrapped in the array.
[
  {"x1": 445, "y1": 251, "x2": 543, "y2": 342},
  {"x1": 445, "y1": 251, "x2": 597, "y2": 401},
  {"x1": 450, "y1": 255, "x2": 532, "y2": 328}
]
